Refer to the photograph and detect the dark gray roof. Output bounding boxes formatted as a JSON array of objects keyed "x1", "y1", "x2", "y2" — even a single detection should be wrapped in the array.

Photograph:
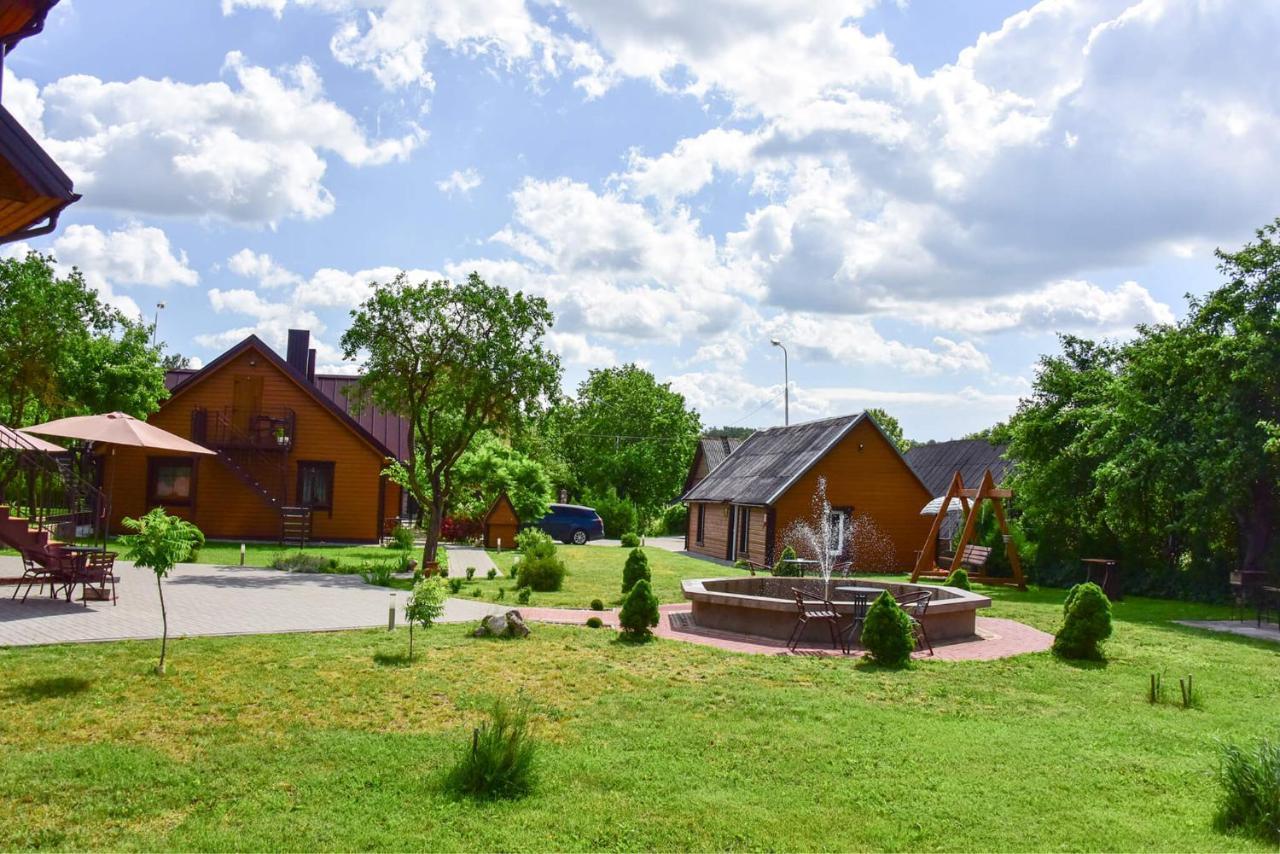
[
  {"x1": 682, "y1": 414, "x2": 865, "y2": 505},
  {"x1": 903, "y1": 439, "x2": 1012, "y2": 496},
  {"x1": 700, "y1": 436, "x2": 742, "y2": 470}
]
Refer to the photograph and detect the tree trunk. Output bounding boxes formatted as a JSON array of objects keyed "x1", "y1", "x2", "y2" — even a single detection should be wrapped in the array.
[
  {"x1": 1237, "y1": 479, "x2": 1275, "y2": 573},
  {"x1": 421, "y1": 494, "x2": 445, "y2": 572},
  {"x1": 409, "y1": 622, "x2": 414, "y2": 661},
  {"x1": 156, "y1": 574, "x2": 168, "y2": 675}
]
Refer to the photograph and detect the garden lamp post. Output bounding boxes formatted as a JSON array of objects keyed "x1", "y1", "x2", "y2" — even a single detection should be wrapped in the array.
[
  {"x1": 770, "y1": 338, "x2": 789, "y2": 426},
  {"x1": 151, "y1": 301, "x2": 166, "y2": 346}
]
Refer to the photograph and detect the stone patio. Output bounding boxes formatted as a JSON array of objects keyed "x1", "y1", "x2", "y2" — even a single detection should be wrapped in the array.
[
  {"x1": 1176, "y1": 619, "x2": 1280, "y2": 644},
  {"x1": 0, "y1": 556, "x2": 503, "y2": 647}
]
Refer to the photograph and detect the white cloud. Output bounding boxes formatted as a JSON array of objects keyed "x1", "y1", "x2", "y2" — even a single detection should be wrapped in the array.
[
  {"x1": 19, "y1": 53, "x2": 425, "y2": 225},
  {"x1": 548, "y1": 332, "x2": 616, "y2": 366},
  {"x1": 436, "y1": 168, "x2": 483, "y2": 196},
  {"x1": 765, "y1": 314, "x2": 991, "y2": 375},
  {"x1": 227, "y1": 249, "x2": 303, "y2": 289}
]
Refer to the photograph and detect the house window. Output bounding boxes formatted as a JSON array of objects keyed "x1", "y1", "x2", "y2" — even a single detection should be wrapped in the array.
[
  {"x1": 695, "y1": 504, "x2": 705, "y2": 544},
  {"x1": 737, "y1": 506, "x2": 751, "y2": 556},
  {"x1": 147, "y1": 457, "x2": 194, "y2": 507},
  {"x1": 297, "y1": 461, "x2": 335, "y2": 513},
  {"x1": 827, "y1": 510, "x2": 846, "y2": 555}
]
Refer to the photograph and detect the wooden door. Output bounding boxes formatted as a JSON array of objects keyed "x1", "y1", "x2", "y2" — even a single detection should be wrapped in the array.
[{"x1": 231, "y1": 375, "x2": 263, "y2": 432}]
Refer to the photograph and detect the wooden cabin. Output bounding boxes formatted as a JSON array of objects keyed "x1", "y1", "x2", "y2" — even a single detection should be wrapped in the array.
[
  {"x1": 104, "y1": 330, "x2": 401, "y2": 543},
  {"x1": 683, "y1": 436, "x2": 742, "y2": 494},
  {"x1": 483, "y1": 492, "x2": 519, "y2": 550},
  {"x1": 681, "y1": 413, "x2": 933, "y2": 570}
]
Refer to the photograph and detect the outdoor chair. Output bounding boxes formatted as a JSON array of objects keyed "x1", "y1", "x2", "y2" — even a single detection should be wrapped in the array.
[
  {"x1": 839, "y1": 591, "x2": 871, "y2": 651},
  {"x1": 893, "y1": 589, "x2": 935, "y2": 656},
  {"x1": 736, "y1": 558, "x2": 771, "y2": 577},
  {"x1": 787, "y1": 588, "x2": 849, "y2": 653},
  {"x1": 12, "y1": 547, "x2": 71, "y2": 603},
  {"x1": 78, "y1": 551, "x2": 119, "y2": 607}
]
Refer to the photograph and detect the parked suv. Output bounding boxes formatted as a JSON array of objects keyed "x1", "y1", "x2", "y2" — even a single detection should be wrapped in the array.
[{"x1": 534, "y1": 503, "x2": 605, "y2": 545}]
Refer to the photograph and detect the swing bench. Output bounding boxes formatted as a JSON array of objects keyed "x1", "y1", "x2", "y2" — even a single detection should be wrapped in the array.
[{"x1": 912, "y1": 469, "x2": 1025, "y2": 590}]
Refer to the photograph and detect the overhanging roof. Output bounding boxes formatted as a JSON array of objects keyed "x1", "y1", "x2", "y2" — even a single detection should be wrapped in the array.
[{"x1": 0, "y1": 104, "x2": 79, "y2": 244}]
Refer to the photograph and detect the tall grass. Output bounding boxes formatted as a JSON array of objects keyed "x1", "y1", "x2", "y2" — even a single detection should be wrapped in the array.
[
  {"x1": 1215, "y1": 737, "x2": 1280, "y2": 844},
  {"x1": 445, "y1": 698, "x2": 537, "y2": 800}
]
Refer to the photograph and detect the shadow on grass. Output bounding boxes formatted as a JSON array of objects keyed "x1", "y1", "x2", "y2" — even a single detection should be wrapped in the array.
[
  {"x1": 372, "y1": 651, "x2": 412, "y2": 667},
  {"x1": 5, "y1": 675, "x2": 92, "y2": 701}
]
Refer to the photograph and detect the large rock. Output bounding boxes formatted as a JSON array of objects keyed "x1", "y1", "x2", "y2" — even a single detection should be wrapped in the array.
[{"x1": 473, "y1": 609, "x2": 531, "y2": 639}]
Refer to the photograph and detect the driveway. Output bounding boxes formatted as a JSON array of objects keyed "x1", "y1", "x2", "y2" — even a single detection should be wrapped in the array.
[{"x1": 0, "y1": 556, "x2": 503, "y2": 648}]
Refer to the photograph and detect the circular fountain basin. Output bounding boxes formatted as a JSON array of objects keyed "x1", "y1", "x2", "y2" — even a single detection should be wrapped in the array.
[{"x1": 682, "y1": 576, "x2": 991, "y2": 644}]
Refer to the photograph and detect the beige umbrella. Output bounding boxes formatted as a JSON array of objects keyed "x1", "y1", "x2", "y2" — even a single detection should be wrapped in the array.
[
  {"x1": 1, "y1": 424, "x2": 65, "y2": 453},
  {"x1": 23, "y1": 412, "x2": 215, "y2": 456}
]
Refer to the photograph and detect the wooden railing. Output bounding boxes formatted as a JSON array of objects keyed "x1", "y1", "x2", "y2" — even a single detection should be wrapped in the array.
[{"x1": 191, "y1": 406, "x2": 296, "y2": 452}]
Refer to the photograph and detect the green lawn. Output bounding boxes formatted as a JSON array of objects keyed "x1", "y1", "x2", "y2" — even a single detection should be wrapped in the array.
[
  {"x1": 3, "y1": 538, "x2": 424, "y2": 572},
  {"x1": 466, "y1": 543, "x2": 748, "y2": 608},
  {"x1": 2, "y1": 586, "x2": 1277, "y2": 851}
]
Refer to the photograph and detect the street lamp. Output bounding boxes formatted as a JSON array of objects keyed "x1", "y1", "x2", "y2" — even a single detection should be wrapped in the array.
[
  {"x1": 770, "y1": 338, "x2": 789, "y2": 426},
  {"x1": 151, "y1": 301, "x2": 166, "y2": 346}
]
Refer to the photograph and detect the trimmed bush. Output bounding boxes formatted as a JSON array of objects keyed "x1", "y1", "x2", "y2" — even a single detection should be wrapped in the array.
[
  {"x1": 486, "y1": 567, "x2": 498, "y2": 580},
  {"x1": 618, "y1": 578, "x2": 660, "y2": 639},
  {"x1": 444, "y1": 697, "x2": 537, "y2": 800},
  {"x1": 861, "y1": 591, "x2": 915, "y2": 667},
  {"x1": 1215, "y1": 738, "x2": 1280, "y2": 844},
  {"x1": 943, "y1": 567, "x2": 972, "y2": 590},
  {"x1": 517, "y1": 587, "x2": 532, "y2": 605},
  {"x1": 466, "y1": 566, "x2": 477, "y2": 580},
  {"x1": 516, "y1": 553, "x2": 565, "y2": 592},
  {"x1": 620, "y1": 531, "x2": 641, "y2": 548},
  {"x1": 621, "y1": 547, "x2": 651, "y2": 594},
  {"x1": 447, "y1": 577, "x2": 464, "y2": 594},
  {"x1": 585, "y1": 616, "x2": 603, "y2": 629},
  {"x1": 772, "y1": 545, "x2": 800, "y2": 577},
  {"x1": 1053, "y1": 582, "x2": 1113, "y2": 660},
  {"x1": 589, "y1": 598, "x2": 605, "y2": 611}
]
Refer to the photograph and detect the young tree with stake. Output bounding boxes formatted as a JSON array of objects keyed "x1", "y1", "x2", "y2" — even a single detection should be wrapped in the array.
[{"x1": 120, "y1": 508, "x2": 204, "y2": 675}]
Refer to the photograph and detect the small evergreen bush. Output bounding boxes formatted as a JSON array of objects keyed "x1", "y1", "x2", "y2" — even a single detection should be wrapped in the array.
[
  {"x1": 943, "y1": 567, "x2": 972, "y2": 590},
  {"x1": 517, "y1": 587, "x2": 532, "y2": 605},
  {"x1": 444, "y1": 697, "x2": 537, "y2": 800},
  {"x1": 585, "y1": 616, "x2": 603, "y2": 629},
  {"x1": 1053, "y1": 582, "x2": 1113, "y2": 660},
  {"x1": 487, "y1": 567, "x2": 498, "y2": 580},
  {"x1": 466, "y1": 566, "x2": 477, "y2": 580},
  {"x1": 772, "y1": 545, "x2": 800, "y2": 577},
  {"x1": 619, "y1": 578, "x2": 660, "y2": 640},
  {"x1": 590, "y1": 598, "x2": 605, "y2": 611},
  {"x1": 1215, "y1": 738, "x2": 1280, "y2": 844},
  {"x1": 861, "y1": 591, "x2": 915, "y2": 667},
  {"x1": 621, "y1": 547, "x2": 651, "y2": 594},
  {"x1": 620, "y1": 531, "x2": 641, "y2": 548}
]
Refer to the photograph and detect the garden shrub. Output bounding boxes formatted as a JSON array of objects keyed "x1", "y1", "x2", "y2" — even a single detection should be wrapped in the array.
[
  {"x1": 583, "y1": 487, "x2": 638, "y2": 539},
  {"x1": 389, "y1": 525, "x2": 415, "y2": 551},
  {"x1": 943, "y1": 567, "x2": 972, "y2": 590},
  {"x1": 448, "y1": 578, "x2": 464, "y2": 594},
  {"x1": 359, "y1": 560, "x2": 397, "y2": 587},
  {"x1": 1053, "y1": 582, "x2": 1113, "y2": 660},
  {"x1": 270, "y1": 552, "x2": 336, "y2": 574},
  {"x1": 515, "y1": 528, "x2": 566, "y2": 591},
  {"x1": 445, "y1": 697, "x2": 537, "y2": 800},
  {"x1": 471, "y1": 588, "x2": 482, "y2": 598},
  {"x1": 620, "y1": 531, "x2": 641, "y2": 548},
  {"x1": 618, "y1": 578, "x2": 660, "y2": 640},
  {"x1": 405, "y1": 574, "x2": 448, "y2": 660},
  {"x1": 466, "y1": 566, "x2": 477, "y2": 580},
  {"x1": 486, "y1": 567, "x2": 498, "y2": 580},
  {"x1": 1215, "y1": 737, "x2": 1280, "y2": 844},
  {"x1": 590, "y1": 598, "x2": 605, "y2": 611},
  {"x1": 585, "y1": 616, "x2": 603, "y2": 629},
  {"x1": 772, "y1": 545, "x2": 800, "y2": 577},
  {"x1": 861, "y1": 591, "x2": 915, "y2": 667},
  {"x1": 517, "y1": 587, "x2": 532, "y2": 605},
  {"x1": 621, "y1": 547, "x2": 651, "y2": 594},
  {"x1": 658, "y1": 502, "x2": 687, "y2": 536},
  {"x1": 440, "y1": 516, "x2": 483, "y2": 543}
]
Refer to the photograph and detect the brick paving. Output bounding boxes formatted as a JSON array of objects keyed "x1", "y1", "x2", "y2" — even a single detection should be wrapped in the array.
[
  {"x1": 518, "y1": 603, "x2": 1052, "y2": 660},
  {"x1": 0, "y1": 556, "x2": 503, "y2": 648}
]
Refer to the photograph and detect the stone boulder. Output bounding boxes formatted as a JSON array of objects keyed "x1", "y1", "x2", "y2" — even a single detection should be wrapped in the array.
[{"x1": 473, "y1": 609, "x2": 531, "y2": 639}]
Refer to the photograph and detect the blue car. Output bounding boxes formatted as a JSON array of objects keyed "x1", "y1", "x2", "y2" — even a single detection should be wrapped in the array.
[{"x1": 535, "y1": 503, "x2": 605, "y2": 545}]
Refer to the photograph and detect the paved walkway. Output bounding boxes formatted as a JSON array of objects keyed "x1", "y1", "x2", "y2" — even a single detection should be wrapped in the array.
[
  {"x1": 443, "y1": 543, "x2": 502, "y2": 577},
  {"x1": 1176, "y1": 619, "x2": 1280, "y2": 644},
  {"x1": 587, "y1": 536, "x2": 687, "y2": 553},
  {"x1": 0, "y1": 557, "x2": 502, "y2": 648},
  {"x1": 517, "y1": 604, "x2": 1052, "y2": 661}
]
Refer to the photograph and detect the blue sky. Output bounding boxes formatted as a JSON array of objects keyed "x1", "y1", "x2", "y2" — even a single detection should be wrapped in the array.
[{"x1": 6, "y1": 0, "x2": 1275, "y2": 440}]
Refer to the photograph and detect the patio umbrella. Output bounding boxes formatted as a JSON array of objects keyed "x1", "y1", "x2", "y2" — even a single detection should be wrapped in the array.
[
  {"x1": 23, "y1": 412, "x2": 215, "y2": 456},
  {"x1": 1, "y1": 424, "x2": 65, "y2": 453}
]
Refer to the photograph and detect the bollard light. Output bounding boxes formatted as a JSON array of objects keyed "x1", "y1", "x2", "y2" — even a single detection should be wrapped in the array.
[
  {"x1": 240, "y1": 543, "x2": 245, "y2": 566},
  {"x1": 497, "y1": 537, "x2": 502, "y2": 552},
  {"x1": 388, "y1": 593, "x2": 396, "y2": 631}
]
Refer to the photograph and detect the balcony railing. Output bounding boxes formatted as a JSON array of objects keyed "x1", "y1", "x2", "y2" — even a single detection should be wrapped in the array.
[{"x1": 192, "y1": 407, "x2": 296, "y2": 452}]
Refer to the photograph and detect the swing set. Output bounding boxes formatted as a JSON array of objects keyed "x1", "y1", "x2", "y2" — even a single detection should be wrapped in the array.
[{"x1": 910, "y1": 468, "x2": 1025, "y2": 590}]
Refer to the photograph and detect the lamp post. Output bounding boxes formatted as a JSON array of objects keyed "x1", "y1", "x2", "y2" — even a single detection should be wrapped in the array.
[
  {"x1": 770, "y1": 338, "x2": 789, "y2": 426},
  {"x1": 151, "y1": 301, "x2": 166, "y2": 346}
]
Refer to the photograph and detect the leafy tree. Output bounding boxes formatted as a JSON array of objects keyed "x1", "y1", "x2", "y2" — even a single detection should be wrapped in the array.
[
  {"x1": 120, "y1": 508, "x2": 204, "y2": 675},
  {"x1": 405, "y1": 574, "x2": 448, "y2": 660},
  {"x1": 0, "y1": 251, "x2": 167, "y2": 425},
  {"x1": 341, "y1": 273, "x2": 562, "y2": 571},
  {"x1": 866, "y1": 408, "x2": 912, "y2": 451},
  {"x1": 559, "y1": 364, "x2": 701, "y2": 528},
  {"x1": 451, "y1": 431, "x2": 552, "y2": 523},
  {"x1": 161, "y1": 352, "x2": 192, "y2": 370},
  {"x1": 703, "y1": 425, "x2": 755, "y2": 440}
]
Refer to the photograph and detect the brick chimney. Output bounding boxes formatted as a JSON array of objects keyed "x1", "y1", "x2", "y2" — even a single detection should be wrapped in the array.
[{"x1": 285, "y1": 329, "x2": 310, "y2": 376}]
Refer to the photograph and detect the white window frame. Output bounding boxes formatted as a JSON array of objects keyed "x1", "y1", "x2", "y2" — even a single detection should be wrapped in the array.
[{"x1": 827, "y1": 510, "x2": 846, "y2": 555}]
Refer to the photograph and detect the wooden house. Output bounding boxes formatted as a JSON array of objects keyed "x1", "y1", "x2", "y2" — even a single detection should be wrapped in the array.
[
  {"x1": 683, "y1": 436, "x2": 742, "y2": 494},
  {"x1": 104, "y1": 330, "x2": 402, "y2": 543},
  {"x1": 681, "y1": 413, "x2": 933, "y2": 569},
  {"x1": 483, "y1": 492, "x2": 519, "y2": 550}
]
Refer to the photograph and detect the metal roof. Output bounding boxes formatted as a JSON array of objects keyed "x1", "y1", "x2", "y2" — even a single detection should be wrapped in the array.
[
  {"x1": 700, "y1": 436, "x2": 741, "y2": 470},
  {"x1": 903, "y1": 438, "x2": 1012, "y2": 497},
  {"x1": 681, "y1": 414, "x2": 865, "y2": 505}
]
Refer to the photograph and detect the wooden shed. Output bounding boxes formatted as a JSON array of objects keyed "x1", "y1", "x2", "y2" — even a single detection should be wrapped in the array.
[{"x1": 483, "y1": 492, "x2": 519, "y2": 550}]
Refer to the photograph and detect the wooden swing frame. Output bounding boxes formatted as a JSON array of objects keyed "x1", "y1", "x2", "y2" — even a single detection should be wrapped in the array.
[{"x1": 910, "y1": 468, "x2": 1025, "y2": 590}]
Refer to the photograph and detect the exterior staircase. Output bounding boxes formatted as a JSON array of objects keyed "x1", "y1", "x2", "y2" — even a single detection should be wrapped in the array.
[{"x1": 0, "y1": 504, "x2": 54, "y2": 552}]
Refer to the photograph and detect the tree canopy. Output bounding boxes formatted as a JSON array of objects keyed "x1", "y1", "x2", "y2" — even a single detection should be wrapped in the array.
[
  {"x1": 866, "y1": 408, "x2": 911, "y2": 451},
  {"x1": 450, "y1": 431, "x2": 552, "y2": 523},
  {"x1": 341, "y1": 272, "x2": 561, "y2": 565}
]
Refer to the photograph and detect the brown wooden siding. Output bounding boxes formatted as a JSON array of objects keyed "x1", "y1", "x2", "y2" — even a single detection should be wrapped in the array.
[
  {"x1": 105, "y1": 344, "x2": 395, "y2": 542},
  {"x1": 686, "y1": 500, "x2": 732, "y2": 560},
  {"x1": 771, "y1": 419, "x2": 932, "y2": 570}
]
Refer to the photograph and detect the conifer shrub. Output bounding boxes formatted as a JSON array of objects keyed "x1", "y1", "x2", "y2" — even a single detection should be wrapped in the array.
[
  {"x1": 590, "y1": 598, "x2": 605, "y2": 611},
  {"x1": 620, "y1": 532, "x2": 641, "y2": 548},
  {"x1": 943, "y1": 567, "x2": 971, "y2": 590},
  {"x1": 1053, "y1": 582, "x2": 1112, "y2": 660},
  {"x1": 618, "y1": 578, "x2": 660, "y2": 640},
  {"x1": 773, "y1": 545, "x2": 800, "y2": 576},
  {"x1": 860, "y1": 591, "x2": 915, "y2": 667},
  {"x1": 585, "y1": 616, "x2": 603, "y2": 629},
  {"x1": 621, "y1": 547, "x2": 651, "y2": 594}
]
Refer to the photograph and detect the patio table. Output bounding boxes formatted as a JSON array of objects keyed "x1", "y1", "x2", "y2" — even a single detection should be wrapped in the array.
[
  {"x1": 833, "y1": 586, "x2": 880, "y2": 650},
  {"x1": 781, "y1": 558, "x2": 820, "y2": 577}
]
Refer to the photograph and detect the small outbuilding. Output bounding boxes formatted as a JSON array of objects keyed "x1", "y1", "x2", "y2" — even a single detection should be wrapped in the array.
[{"x1": 483, "y1": 492, "x2": 520, "y2": 550}]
